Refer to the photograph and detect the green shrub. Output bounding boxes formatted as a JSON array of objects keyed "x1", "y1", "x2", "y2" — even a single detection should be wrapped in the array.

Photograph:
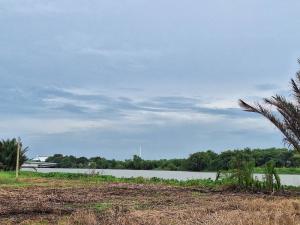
[
  {"x1": 263, "y1": 161, "x2": 281, "y2": 192},
  {"x1": 229, "y1": 153, "x2": 255, "y2": 189},
  {"x1": 0, "y1": 138, "x2": 27, "y2": 171}
]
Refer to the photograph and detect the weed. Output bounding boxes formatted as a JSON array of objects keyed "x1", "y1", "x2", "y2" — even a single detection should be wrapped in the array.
[
  {"x1": 263, "y1": 161, "x2": 281, "y2": 192},
  {"x1": 88, "y1": 202, "x2": 112, "y2": 212}
]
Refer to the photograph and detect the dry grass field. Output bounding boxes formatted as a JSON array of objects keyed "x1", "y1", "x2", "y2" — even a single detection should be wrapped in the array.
[{"x1": 0, "y1": 176, "x2": 299, "y2": 225}]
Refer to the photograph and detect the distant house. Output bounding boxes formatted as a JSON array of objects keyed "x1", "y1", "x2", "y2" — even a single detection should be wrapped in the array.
[
  {"x1": 22, "y1": 155, "x2": 57, "y2": 169},
  {"x1": 32, "y1": 156, "x2": 49, "y2": 162}
]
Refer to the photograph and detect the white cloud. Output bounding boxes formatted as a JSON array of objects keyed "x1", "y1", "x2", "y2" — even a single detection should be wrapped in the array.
[
  {"x1": 199, "y1": 99, "x2": 239, "y2": 109},
  {"x1": 0, "y1": 84, "x2": 279, "y2": 141},
  {"x1": 43, "y1": 97, "x2": 103, "y2": 112},
  {"x1": 0, "y1": 118, "x2": 117, "y2": 135},
  {"x1": 60, "y1": 88, "x2": 103, "y2": 96},
  {"x1": 0, "y1": 110, "x2": 275, "y2": 139},
  {"x1": 123, "y1": 110, "x2": 225, "y2": 125}
]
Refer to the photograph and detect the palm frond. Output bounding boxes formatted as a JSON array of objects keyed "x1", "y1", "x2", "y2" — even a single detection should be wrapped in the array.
[
  {"x1": 239, "y1": 64, "x2": 300, "y2": 152},
  {"x1": 238, "y1": 99, "x2": 259, "y2": 113}
]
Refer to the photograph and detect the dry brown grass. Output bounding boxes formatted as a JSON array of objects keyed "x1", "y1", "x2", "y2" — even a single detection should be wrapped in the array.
[
  {"x1": 58, "y1": 210, "x2": 98, "y2": 225},
  {"x1": 0, "y1": 182, "x2": 299, "y2": 225},
  {"x1": 94, "y1": 197, "x2": 300, "y2": 225}
]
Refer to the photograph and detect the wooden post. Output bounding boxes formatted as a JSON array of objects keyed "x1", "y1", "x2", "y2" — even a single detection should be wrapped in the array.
[{"x1": 16, "y1": 138, "x2": 20, "y2": 179}]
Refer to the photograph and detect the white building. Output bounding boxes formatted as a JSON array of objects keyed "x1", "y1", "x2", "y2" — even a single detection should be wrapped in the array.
[{"x1": 32, "y1": 156, "x2": 49, "y2": 162}]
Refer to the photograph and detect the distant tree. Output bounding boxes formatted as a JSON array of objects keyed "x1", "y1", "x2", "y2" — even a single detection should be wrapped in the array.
[
  {"x1": 0, "y1": 138, "x2": 27, "y2": 171},
  {"x1": 239, "y1": 65, "x2": 300, "y2": 152},
  {"x1": 187, "y1": 150, "x2": 218, "y2": 171},
  {"x1": 291, "y1": 154, "x2": 300, "y2": 167},
  {"x1": 89, "y1": 161, "x2": 97, "y2": 169},
  {"x1": 46, "y1": 154, "x2": 64, "y2": 163},
  {"x1": 132, "y1": 155, "x2": 143, "y2": 170},
  {"x1": 76, "y1": 157, "x2": 89, "y2": 168},
  {"x1": 252, "y1": 148, "x2": 292, "y2": 167}
]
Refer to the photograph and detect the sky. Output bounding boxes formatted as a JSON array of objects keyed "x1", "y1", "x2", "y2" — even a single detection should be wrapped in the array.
[{"x1": 1, "y1": 0, "x2": 300, "y2": 159}]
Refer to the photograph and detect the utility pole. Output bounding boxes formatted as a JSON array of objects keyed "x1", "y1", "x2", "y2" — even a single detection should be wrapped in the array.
[{"x1": 16, "y1": 138, "x2": 20, "y2": 179}]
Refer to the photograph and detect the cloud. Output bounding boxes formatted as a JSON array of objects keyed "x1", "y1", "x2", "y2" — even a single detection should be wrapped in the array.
[
  {"x1": 0, "y1": 85, "x2": 259, "y2": 119},
  {"x1": 43, "y1": 97, "x2": 104, "y2": 113},
  {"x1": 59, "y1": 87, "x2": 103, "y2": 97},
  {"x1": 0, "y1": 86, "x2": 276, "y2": 142},
  {"x1": 0, "y1": 118, "x2": 118, "y2": 135},
  {"x1": 79, "y1": 48, "x2": 162, "y2": 58},
  {"x1": 1, "y1": 0, "x2": 298, "y2": 158},
  {"x1": 37, "y1": 87, "x2": 254, "y2": 120},
  {"x1": 255, "y1": 84, "x2": 281, "y2": 91}
]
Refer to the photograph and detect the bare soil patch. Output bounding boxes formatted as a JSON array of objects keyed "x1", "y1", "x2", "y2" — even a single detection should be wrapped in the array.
[{"x1": 0, "y1": 182, "x2": 299, "y2": 225}]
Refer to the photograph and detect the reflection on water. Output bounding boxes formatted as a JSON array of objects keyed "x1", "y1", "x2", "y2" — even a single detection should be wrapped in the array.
[{"x1": 21, "y1": 168, "x2": 300, "y2": 187}]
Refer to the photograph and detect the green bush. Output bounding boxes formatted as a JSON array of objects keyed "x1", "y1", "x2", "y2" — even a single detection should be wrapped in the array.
[
  {"x1": 263, "y1": 161, "x2": 281, "y2": 192},
  {"x1": 219, "y1": 155, "x2": 282, "y2": 192},
  {"x1": 229, "y1": 153, "x2": 255, "y2": 189},
  {"x1": 0, "y1": 138, "x2": 27, "y2": 171}
]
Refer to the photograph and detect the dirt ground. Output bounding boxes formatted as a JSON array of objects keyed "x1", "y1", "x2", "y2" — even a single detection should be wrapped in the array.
[{"x1": 0, "y1": 180, "x2": 300, "y2": 225}]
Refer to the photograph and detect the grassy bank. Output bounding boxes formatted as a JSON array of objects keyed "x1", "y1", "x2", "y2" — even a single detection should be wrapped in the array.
[
  {"x1": 0, "y1": 171, "x2": 230, "y2": 189},
  {"x1": 254, "y1": 167, "x2": 300, "y2": 175},
  {"x1": 1, "y1": 170, "x2": 300, "y2": 192}
]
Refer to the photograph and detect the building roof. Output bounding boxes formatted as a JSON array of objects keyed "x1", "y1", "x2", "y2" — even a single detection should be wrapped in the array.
[{"x1": 32, "y1": 156, "x2": 48, "y2": 162}]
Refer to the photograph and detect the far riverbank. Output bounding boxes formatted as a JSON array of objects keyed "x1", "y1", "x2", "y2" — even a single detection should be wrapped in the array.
[{"x1": 22, "y1": 167, "x2": 300, "y2": 187}]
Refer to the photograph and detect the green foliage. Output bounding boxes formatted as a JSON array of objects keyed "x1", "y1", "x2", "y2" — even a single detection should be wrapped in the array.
[
  {"x1": 0, "y1": 171, "x2": 29, "y2": 186},
  {"x1": 263, "y1": 161, "x2": 281, "y2": 191},
  {"x1": 254, "y1": 167, "x2": 300, "y2": 174},
  {"x1": 187, "y1": 150, "x2": 218, "y2": 171},
  {"x1": 0, "y1": 138, "x2": 27, "y2": 171},
  {"x1": 46, "y1": 148, "x2": 298, "y2": 173},
  {"x1": 220, "y1": 154, "x2": 283, "y2": 192},
  {"x1": 229, "y1": 153, "x2": 256, "y2": 190},
  {"x1": 291, "y1": 154, "x2": 300, "y2": 167},
  {"x1": 89, "y1": 203, "x2": 112, "y2": 212}
]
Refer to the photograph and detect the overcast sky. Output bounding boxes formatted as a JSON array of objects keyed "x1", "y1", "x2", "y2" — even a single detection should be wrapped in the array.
[{"x1": 1, "y1": 0, "x2": 300, "y2": 159}]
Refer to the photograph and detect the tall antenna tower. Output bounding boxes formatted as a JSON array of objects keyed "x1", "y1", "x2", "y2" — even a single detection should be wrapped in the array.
[{"x1": 139, "y1": 145, "x2": 142, "y2": 158}]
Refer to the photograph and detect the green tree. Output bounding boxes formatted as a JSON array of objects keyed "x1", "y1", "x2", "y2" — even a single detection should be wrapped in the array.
[
  {"x1": 132, "y1": 155, "x2": 143, "y2": 169},
  {"x1": 291, "y1": 154, "x2": 300, "y2": 167},
  {"x1": 187, "y1": 150, "x2": 218, "y2": 171},
  {"x1": 76, "y1": 157, "x2": 89, "y2": 168},
  {"x1": 0, "y1": 138, "x2": 27, "y2": 171}
]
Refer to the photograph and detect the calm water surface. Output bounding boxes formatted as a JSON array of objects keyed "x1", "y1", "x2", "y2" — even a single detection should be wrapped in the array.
[{"x1": 21, "y1": 168, "x2": 300, "y2": 187}]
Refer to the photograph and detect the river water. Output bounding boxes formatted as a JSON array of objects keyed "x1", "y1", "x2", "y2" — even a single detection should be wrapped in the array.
[{"x1": 21, "y1": 168, "x2": 300, "y2": 187}]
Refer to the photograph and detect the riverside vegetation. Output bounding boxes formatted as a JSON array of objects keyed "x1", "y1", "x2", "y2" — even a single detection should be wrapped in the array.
[
  {"x1": 45, "y1": 148, "x2": 300, "y2": 174},
  {"x1": 0, "y1": 139, "x2": 293, "y2": 192}
]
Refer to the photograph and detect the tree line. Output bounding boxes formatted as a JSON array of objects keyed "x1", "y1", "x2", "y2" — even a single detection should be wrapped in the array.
[{"x1": 45, "y1": 148, "x2": 300, "y2": 171}]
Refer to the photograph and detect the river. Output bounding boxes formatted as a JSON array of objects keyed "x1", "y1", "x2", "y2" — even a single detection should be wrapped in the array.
[{"x1": 21, "y1": 168, "x2": 300, "y2": 187}]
